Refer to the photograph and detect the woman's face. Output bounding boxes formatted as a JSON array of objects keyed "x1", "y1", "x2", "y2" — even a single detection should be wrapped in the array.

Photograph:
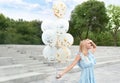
[{"x1": 85, "y1": 40, "x2": 92, "y2": 49}]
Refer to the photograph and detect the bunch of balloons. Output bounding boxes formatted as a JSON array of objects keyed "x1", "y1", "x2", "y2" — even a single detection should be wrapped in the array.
[{"x1": 41, "y1": 1, "x2": 74, "y2": 63}]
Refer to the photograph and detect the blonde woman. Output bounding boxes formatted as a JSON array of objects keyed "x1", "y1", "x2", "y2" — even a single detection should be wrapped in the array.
[{"x1": 56, "y1": 39, "x2": 96, "y2": 83}]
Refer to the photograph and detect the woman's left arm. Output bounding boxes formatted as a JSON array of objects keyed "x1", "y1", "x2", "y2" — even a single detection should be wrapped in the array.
[{"x1": 56, "y1": 54, "x2": 80, "y2": 79}]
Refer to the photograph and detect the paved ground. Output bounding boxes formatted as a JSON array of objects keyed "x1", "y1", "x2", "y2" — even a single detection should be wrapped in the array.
[
  {"x1": 31, "y1": 63, "x2": 120, "y2": 83},
  {"x1": 95, "y1": 63, "x2": 120, "y2": 83},
  {"x1": 0, "y1": 45, "x2": 120, "y2": 83}
]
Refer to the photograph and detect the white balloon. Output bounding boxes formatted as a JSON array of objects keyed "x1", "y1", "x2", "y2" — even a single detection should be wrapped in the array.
[
  {"x1": 56, "y1": 19, "x2": 69, "y2": 35},
  {"x1": 53, "y1": 1, "x2": 66, "y2": 18},
  {"x1": 56, "y1": 47, "x2": 71, "y2": 63},
  {"x1": 43, "y1": 46, "x2": 57, "y2": 61},
  {"x1": 42, "y1": 30, "x2": 57, "y2": 47},
  {"x1": 41, "y1": 20, "x2": 57, "y2": 32},
  {"x1": 57, "y1": 33, "x2": 74, "y2": 47}
]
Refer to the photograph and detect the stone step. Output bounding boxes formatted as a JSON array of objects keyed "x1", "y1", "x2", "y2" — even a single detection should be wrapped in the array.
[
  {"x1": 12, "y1": 59, "x2": 38, "y2": 62},
  {"x1": 12, "y1": 60, "x2": 40, "y2": 64},
  {"x1": 95, "y1": 59, "x2": 120, "y2": 68},
  {"x1": 39, "y1": 51, "x2": 120, "y2": 62},
  {"x1": 9, "y1": 55, "x2": 30, "y2": 58},
  {"x1": 12, "y1": 57, "x2": 32, "y2": 60},
  {"x1": 28, "y1": 55, "x2": 46, "y2": 61},
  {"x1": 0, "y1": 45, "x2": 120, "y2": 83},
  {"x1": 25, "y1": 55, "x2": 120, "y2": 75},
  {"x1": 31, "y1": 68, "x2": 56, "y2": 75},
  {"x1": 96, "y1": 55, "x2": 120, "y2": 62},
  {"x1": 24, "y1": 62, "x2": 44, "y2": 66},
  {"x1": 67, "y1": 55, "x2": 120, "y2": 64},
  {"x1": 0, "y1": 57, "x2": 14, "y2": 66},
  {"x1": 0, "y1": 72, "x2": 47, "y2": 83},
  {"x1": 70, "y1": 46, "x2": 120, "y2": 57},
  {"x1": 31, "y1": 54, "x2": 120, "y2": 74},
  {"x1": 26, "y1": 64, "x2": 49, "y2": 69},
  {"x1": 66, "y1": 59, "x2": 120, "y2": 73},
  {"x1": 0, "y1": 54, "x2": 30, "y2": 59},
  {"x1": 29, "y1": 59, "x2": 120, "y2": 82},
  {"x1": 29, "y1": 66, "x2": 55, "y2": 70},
  {"x1": 0, "y1": 64, "x2": 29, "y2": 77}
]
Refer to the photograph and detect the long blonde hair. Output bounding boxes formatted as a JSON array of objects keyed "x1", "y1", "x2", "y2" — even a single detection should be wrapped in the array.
[{"x1": 79, "y1": 40, "x2": 87, "y2": 52}]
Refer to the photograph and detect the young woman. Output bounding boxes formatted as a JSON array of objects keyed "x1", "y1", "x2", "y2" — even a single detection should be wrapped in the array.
[{"x1": 56, "y1": 39, "x2": 97, "y2": 83}]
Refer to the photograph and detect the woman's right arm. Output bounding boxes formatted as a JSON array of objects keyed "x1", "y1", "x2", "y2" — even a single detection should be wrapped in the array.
[
  {"x1": 90, "y1": 40, "x2": 96, "y2": 53},
  {"x1": 56, "y1": 54, "x2": 81, "y2": 79},
  {"x1": 87, "y1": 39, "x2": 97, "y2": 53}
]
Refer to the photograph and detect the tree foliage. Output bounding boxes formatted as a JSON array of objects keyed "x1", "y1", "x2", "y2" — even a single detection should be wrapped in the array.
[
  {"x1": 69, "y1": 0, "x2": 108, "y2": 41},
  {"x1": 106, "y1": 5, "x2": 120, "y2": 46},
  {"x1": 0, "y1": 14, "x2": 42, "y2": 44},
  {"x1": 0, "y1": 2, "x2": 120, "y2": 46}
]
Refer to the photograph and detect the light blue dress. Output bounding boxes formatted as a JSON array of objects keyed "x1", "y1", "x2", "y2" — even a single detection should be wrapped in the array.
[{"x1": 77, "y1": 51, "x2": 96, "y2": 83}]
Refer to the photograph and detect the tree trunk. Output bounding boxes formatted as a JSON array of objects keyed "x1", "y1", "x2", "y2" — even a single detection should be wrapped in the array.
[
  {"x1": 112, "y1": 31, "x2": 117, "y2": 46},
  {"x1": 86, "y1": 25, "x2": 91, "y2": 39}
]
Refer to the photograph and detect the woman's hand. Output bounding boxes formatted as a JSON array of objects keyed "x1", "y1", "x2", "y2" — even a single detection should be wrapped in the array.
[
  {"x1": 86, "y1": 39, "x2": 92, "y2": 43},
  {"x1": 56, "y1": 54, "x2": 80, "y2": 79},
  {"x1": 87, "y1": 39, "x2": 96, "y2": 53},
  {"x1": 56, "y1": 73, "x2": 62, "y2": 79}
]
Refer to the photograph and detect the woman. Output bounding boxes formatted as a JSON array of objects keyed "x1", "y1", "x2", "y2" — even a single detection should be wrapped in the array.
[{"x1": 56, "y1": 39, "x2": 97, "y2": 83}]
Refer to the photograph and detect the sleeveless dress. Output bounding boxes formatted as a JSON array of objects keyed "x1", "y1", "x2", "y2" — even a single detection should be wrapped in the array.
[{"x1": 77, "y1": 51, "x2": 96, "y2": 83}]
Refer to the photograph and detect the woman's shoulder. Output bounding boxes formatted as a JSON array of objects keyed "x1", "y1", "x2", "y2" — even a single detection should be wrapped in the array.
[
  {"x1": 76, "y1": 51, "x2": 82, "y2": 56},
  {"x1": 76, "y1": 51, "x2": 84, "y2": 59}
]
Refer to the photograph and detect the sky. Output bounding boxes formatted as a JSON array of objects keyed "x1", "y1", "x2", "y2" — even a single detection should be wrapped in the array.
[{"x1": 0, "y1": 0, "x2": 120, "y2": 21}]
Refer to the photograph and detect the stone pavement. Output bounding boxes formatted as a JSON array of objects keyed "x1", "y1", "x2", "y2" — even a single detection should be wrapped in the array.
[
  {"x1": 30, "y1": 63, "x2": 120, "y2": 83},
  {"x1": 0, "y1": 45, "x2": 120, "y2": 83},
  {"x1": 95, "y1": 63, "x2": 120, "y2": 83}
]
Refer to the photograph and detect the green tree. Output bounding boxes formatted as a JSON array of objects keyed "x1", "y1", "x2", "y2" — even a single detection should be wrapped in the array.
[
  {"x1": 14, "y1": 20, "x2": 42, "y2": 44},
  {"x1": 4, "y1": 27, "x2": 18, "y2": 44},
  {"x1": 0, "y1": 13, "x2": 42, "y2": 44},
  {"x1": 0, "y1": 14, "x2": 9, "y2": 44},
  {"x1": 106, "y1": 5, "x2": 120, "y2": 46},
  {"x1": 69, "y1": 0, "x2": 108, "y2": 41}
]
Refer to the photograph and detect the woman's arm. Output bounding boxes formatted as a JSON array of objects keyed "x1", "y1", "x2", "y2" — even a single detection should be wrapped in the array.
[{"x1": 56, "y1": 54, "x2": 80, "y2": 79}]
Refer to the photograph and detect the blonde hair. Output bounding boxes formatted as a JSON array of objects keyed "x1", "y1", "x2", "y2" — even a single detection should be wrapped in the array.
[{"x1": 79, "y1": 39, "x2": 87, "y2": 52}]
